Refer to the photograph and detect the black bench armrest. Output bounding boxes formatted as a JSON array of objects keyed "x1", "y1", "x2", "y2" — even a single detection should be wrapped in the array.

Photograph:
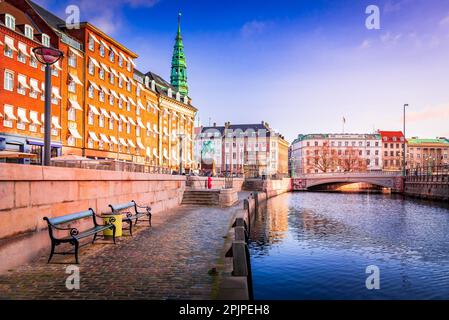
[{"x1": 51, "y1": 224, "x2": 80, "y2": 237}]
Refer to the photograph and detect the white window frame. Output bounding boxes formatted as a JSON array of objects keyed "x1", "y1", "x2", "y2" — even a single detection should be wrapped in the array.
[
  {"x1": 42, "y1": 34, "x2": 50, "y2": 47},
  {"x1": 24, "y1": 25, "x2": 34, "y2": 39},
  {"x1": 5, "y1": 14, "x2": 15, "y2": 30},
  {"x1": 4, "y1": 70, "x2": 14, "y2": 91}
]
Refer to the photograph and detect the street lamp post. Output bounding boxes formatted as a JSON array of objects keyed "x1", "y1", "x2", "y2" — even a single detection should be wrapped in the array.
[
  {"x1": 33, "y1": 47, "x2": 63, "y2": 166},
  {"x1": 178, "y1": 134, "x2": 185, "y2": 175},
  {"x1": 403, "y1": 103, "x2": 408, "y2": 176}
]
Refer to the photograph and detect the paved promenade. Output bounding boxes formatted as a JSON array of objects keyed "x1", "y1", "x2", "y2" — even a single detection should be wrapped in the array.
[{"x1": 0, "y1": 193, "x2": 248, "y2": 300}]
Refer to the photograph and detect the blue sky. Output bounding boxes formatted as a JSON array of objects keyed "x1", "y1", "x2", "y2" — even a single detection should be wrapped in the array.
[{"x1": 36, "y1": 0, "x2": 449, "y2": 142}]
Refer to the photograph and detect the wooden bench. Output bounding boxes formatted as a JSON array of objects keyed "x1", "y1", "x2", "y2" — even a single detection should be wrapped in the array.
[
  {"x1": 108, "y1": 200, "x2": 151, "y2": 236},
  {"x1": 43, "y1": 208, "x2": 116, "y2": 264}
]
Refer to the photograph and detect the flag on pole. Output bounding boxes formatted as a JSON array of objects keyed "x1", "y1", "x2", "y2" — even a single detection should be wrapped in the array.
[{"x1": 343, "y1": 117, "x2": 346, "y2": 123}]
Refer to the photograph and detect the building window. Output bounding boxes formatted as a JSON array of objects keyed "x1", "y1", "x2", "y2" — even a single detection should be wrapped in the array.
[
  {"x1": 17, "y1": 108, "x2": 27, "y2": 130},
  {"x1": 118, "y1": 120, "x2": 123, "y2": 132},
  {"x1": 118, "y1": 98, "x2": 123, "y2": 109},
  {"x1": 4, "y1": 40, "x2": 13, "y2": 58},
  {"x1": 3, "y1": 105, "x2": 14, "y2": 128},
  {"x1": 24, "y1": 25, "x2": 34, "y2": 39},
  {"x1": 88, "y1": 60, "x2": 95, "y2": 75},
  {"x1": 88, "y1": 138, "x2": 94, "y2": 149},
  {"x1": 118, "y1": 56, "x2": 123, "y2": 67},
  {"x1": 100, "y1": 44, "x2": 105, "y2": 57},
  {"x1": 109, "y1": 95, "x2": 114, "y2": 106},
  {"x1": 99, "y1": 68, "x2": 105, "y2": 80},
  {"x1": 88, "y1": 36, "x2": 94, "y2": 51},
  {"x1": 68, "y1": 108, "x2": 76, "y2": 121},
  {"x1": 17, "y1": 75, "x2": 27, "y2": 95},
  {"x1": 109, "y1": 118, "x2": 114, "y2": 130},
  {"x1": 99, "y1": 140, "x2": 104, "y2": 150},
  {"x1": 136, "y1": 126, "x2": 140, "y2": 137},
  {"x1": 127, "y1": 81, "x2": 131, "y2": 92},
  {"x1": 68, "y1": 53, "x2": 76, "y2": 67},
  {"x1": 127, "y1": 61, "x2": 131, "y2": 72},
  {"x1": 99, "y1": 90, "x2": 105, "y2": 102},
  {"x1": 30, "y1": 56, "x2": 37, "y2": 68},
  {"x1": 18, "y1": 49, "x2": 26, "y2": 63},
  {"x1": 5, "y1": 14, "x2": 15, "y2": 30},
  {"x1": 109, "y1": 50, "x2": 115, "y2": 62},
  {"x1": 99, "y1": 114, "x2": 105, "y2": 127},
  {"x1": 4, "y1": 71, "x2": 14, "y2": 91},
  {"x1": 109, "y1": 73, "x2": 115, "y2": 84},
  {"x1": 67, "y1": 136, "x2": 75, "y2": 146},
  {"x1": 136, "y1": 86, "x2": 141, "y2": 97},
  {"x1": 88, "y1": 85, "x2": 94, "y2": 98},
  {"x1": 126, "y1": 123, "x2": 131, "y2": 134},
  {"x1": 118, "y1": 77, "x2": 123, "y2": 88},
  {"x1": 126, "y1": 101, "x2": 131, "y2": 111},
  {"x1": 88, "y1": 110, "x2": 94, "y2": 125},
  {"x1": 68, "y1": 81, "x2": 76, "y2": 93},
  {"x1": 42, "y1": 34, "x2": 50, "y2": 47},
  {"x1": 136, "y1": 105, "x2": 140, "y2": 116}
]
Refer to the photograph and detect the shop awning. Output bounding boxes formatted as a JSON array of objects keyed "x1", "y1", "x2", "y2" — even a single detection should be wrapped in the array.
[
  {"x1": 100, "y1": 62, "x2": 110, "y2": 72},
  {"x1": 109, "y1": 89, "x2": 120, "y2": 99},
  {"x1": 137, "y1": 99, "x2": 145, "y2": 110},
  {"x1": 119, "y1": 93, "x2": 128, "y2": 102},
  {"x1": 110, "y1": 46, "x2": 118, "y2": 55},
  {"x1": 30, "y1": 79, "x2": 41, "y2": 93},
  {"x1": 163, "y1": 149, "x2": 169, "y2": 160},
  {"x1": 89, "y1": 81, "x2": 100, "y2": 91},
  {"x1": 100, "y1": 108, "x2": 110, "y2": 118},
  {"x1": 153, "y1": 148, "x2": 159, "y2": 158},
  {"x1": 146, "y1": 122, "x2": 153, "y2": 132},
  {"x1": 109, "y1": 111, "x2": 119, "y2": 121},
  {"x1": 127, "y1": 139, "x2": 136, "y2": 148},
  {"x1": 110, "y1": 67, "x2": 119, "y2": 77},
  {"x1": 89, "y1": 57, "x2": 100, "y2": 68},
  {"x1": 99, "y1": 133, "x2": 110, "y2": 144},
  {"x1": 100, "y1": 39, "x2": 110, "y2": 50},
  {"x1": 119, "y1": 51, "x2": 128, "y2": 62},
  {"x1": 119, "y1": 114, "x2": 128, "y2": 123},
  {"x1": 152, "y1": 103, "x2": 160, "y2": 111},
  {"x1": 146, "y1": 147, "x2": 152, "y2": 157},
  {"x1": 4, "y1": 36, "x2": 17, "y2": 51},
  {"x1": 89, "y1": 104, "x2": 101, "y2": 116},
  {"x1": 18, "y1": 75, "x2": 30, "y2": 89},
  {"x1": 163, "y1": 127, "x2": 169, "y2": 136},
  {"x1": 136, "y1": 138, "x2": 145, "y2": 149},
  {"x1": 18, "y1": 108, "x2": 30, "y2": 123},
  {"x1": 18, "y1": 42, "x2": 30, "y2": 57},
  {"x1": 136, "y1": 118, "x2": 145, "y2": 129},
  {"x1": 153, "y1": 124, "x2": 159, "y2": 134},
  {"x1": 119, "y1": 137, "x2": 128, "y2": 146},
  {"x1": 69, "y1": 47, "x2": 83, "y2": 58},
  {"x1": 69, "y1": 73, "x2": 83, "y2": 86},
  {"x1": 110, "y1": 136, "x2": 119, "y2": 145},
  {"x1": 119, "y1": 72, "x2": 129, "y2": 83},
  {"x1": 68, "y1": 127, "x2": 82, "y2": 139},
  {"x1": 89, "y1": 33, "x2": 101, "y2": 44},
  {"x1": 52, "y1": 116, "x2": 62, "y2": 129},
  {"x1": 69, "y1": 99, "x2": 82, "y2": 111},
  {"x1": 53, "y1": 61, "x2": 62, "y2": 71},
  {"x1": 52, "y1": 88, "x2": 62, "y2": 99},
  {"x1": 127, "y1": 117, "x2": 136, "y2": 126},
  {"x1": 30, "y1": 112, "x2": 41, "y2": 125},
  {"x1": 128, "y1": 97, "x2": 136, "y2": 106},
  {"x1": 99, "y1": 85, "x2": 110, "y2": 95},
  {"x1": 88, "y1": 131, "x2": 100, "y2": 142}
]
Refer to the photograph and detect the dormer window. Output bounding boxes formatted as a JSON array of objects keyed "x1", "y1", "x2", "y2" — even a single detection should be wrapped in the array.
[
  {"x1": 183, "y1": 96, "x2": 188, "y2": 104},
  {"x1": 5, "y1": 14, "x2": 15, "y2": 30},
  {"x1": 167, "y1": 88, "x2": 172, "y2": 98},
  {"x1": 151, "y1": 80, "x2": 156, "y2": 91},
  {"x1": 24, "y1": 25, "x2": 34, "y2": 39},
  {"x1": 176, "y1": 92, "x2": 180, "y2": 101},
  {"x1": 42, "y1": 34, "x2": 50, "y2": 47}
]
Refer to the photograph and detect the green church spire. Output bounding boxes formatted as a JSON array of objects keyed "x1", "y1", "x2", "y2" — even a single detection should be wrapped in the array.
[{"x1": 170, "y1": 12, "x2": 188, "y2": 96}]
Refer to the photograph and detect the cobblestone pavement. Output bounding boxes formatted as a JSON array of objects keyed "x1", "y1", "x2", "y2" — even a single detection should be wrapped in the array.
[{"x1": 0, "y1": 192, "x2": 249, "y2": 300}]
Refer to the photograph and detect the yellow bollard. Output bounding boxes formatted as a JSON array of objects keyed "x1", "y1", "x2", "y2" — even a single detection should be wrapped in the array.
[{"x1": 102, "y1": 214, "x2": 123, "y2": 237}]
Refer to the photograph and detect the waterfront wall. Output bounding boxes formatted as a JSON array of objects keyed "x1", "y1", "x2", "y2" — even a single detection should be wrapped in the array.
[
  {"x1": 404, "y1": 181, "x2": 449, "y2": 201},
  {"x1": 187, "y1": 176, "x2": 244, "y2": 191},
  {"x1": 243, "y1": 178, "x2": 292, "y2": 198},
  {"x1": 0, "y1": 163, "x2": 186, "y2": 273}
]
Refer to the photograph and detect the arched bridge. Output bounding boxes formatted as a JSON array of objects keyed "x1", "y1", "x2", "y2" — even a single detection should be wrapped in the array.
[{"x1": 292, "y1": 172, "x2": 404, "y2": 192}]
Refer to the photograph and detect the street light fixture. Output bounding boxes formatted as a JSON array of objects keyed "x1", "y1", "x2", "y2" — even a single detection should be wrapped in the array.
[
  {"x1": 403, "y1": 103, "x2": 408, "y2": 176},
  {"x1": 33, "y1": 47, "x2": 64, "y2": 166}
]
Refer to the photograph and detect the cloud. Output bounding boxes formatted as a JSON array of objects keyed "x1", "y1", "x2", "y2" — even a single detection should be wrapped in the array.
[
  {"x1": 380, "y1": 31, "x2": 402, "y2": 44},
  {"x1": 359, "y1": 39, "x2": 372, "y2": 49},
  {"x1": 407, "y1": 104, "x2": 449, "y2": 123},
  {"x1": 384, "y1": 0, "x2": 411, "y2": 14},
  {"x1": 439, "y1": 14, "x2": 449, "y2": 27},
  {"x1": 240, "y1": 20, "x2": 270, "y2": 38}
]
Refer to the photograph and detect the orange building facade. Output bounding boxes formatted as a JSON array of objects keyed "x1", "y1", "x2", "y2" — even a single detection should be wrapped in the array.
[{"x1": 1, "y1": 0, "x2": 197, "y2": 170}]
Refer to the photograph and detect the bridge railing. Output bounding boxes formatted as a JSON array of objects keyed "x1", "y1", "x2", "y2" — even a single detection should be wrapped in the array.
[
  {"x1": 406, "y1": 165, "x2": 449, "y2": 183},
  {"x1": 296, "y1": 171, "x2": 402, "y2": 179}
]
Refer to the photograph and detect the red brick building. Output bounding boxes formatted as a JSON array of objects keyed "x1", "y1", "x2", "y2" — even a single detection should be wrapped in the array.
[{"x1": 378, "y1": 130, "x2": 406, "y2": 171}]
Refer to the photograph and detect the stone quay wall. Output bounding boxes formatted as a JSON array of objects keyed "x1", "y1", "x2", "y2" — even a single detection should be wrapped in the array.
[
  {"x1": 187, "y1": 176, "x2": 244, "y2": 191},
  {"x1": 404, "y1": 181, "x2": 449, "y2": 201},
  {"x1": 0, "y1": 163, "x2": 186, "y2": 273}
]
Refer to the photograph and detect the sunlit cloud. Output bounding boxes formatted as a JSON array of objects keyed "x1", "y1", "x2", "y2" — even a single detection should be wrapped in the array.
[{"x1": 407, "y1": 104, "x2": 449, "y2": 123}]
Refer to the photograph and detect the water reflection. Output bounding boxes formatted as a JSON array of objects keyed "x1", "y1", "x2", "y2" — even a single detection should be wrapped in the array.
[{"x1": 249, "y1": 192, "x2": 449, "y2": 300}]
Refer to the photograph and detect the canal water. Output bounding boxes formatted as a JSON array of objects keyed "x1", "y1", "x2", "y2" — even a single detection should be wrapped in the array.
[{"x1": 248, "y1": 192, "x2": 449, "y2": 299}]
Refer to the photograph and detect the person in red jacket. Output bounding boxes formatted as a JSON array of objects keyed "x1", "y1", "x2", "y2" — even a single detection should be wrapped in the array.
[{"x1": 207, "y1": 175, "x2": 212, "y2": 189}]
